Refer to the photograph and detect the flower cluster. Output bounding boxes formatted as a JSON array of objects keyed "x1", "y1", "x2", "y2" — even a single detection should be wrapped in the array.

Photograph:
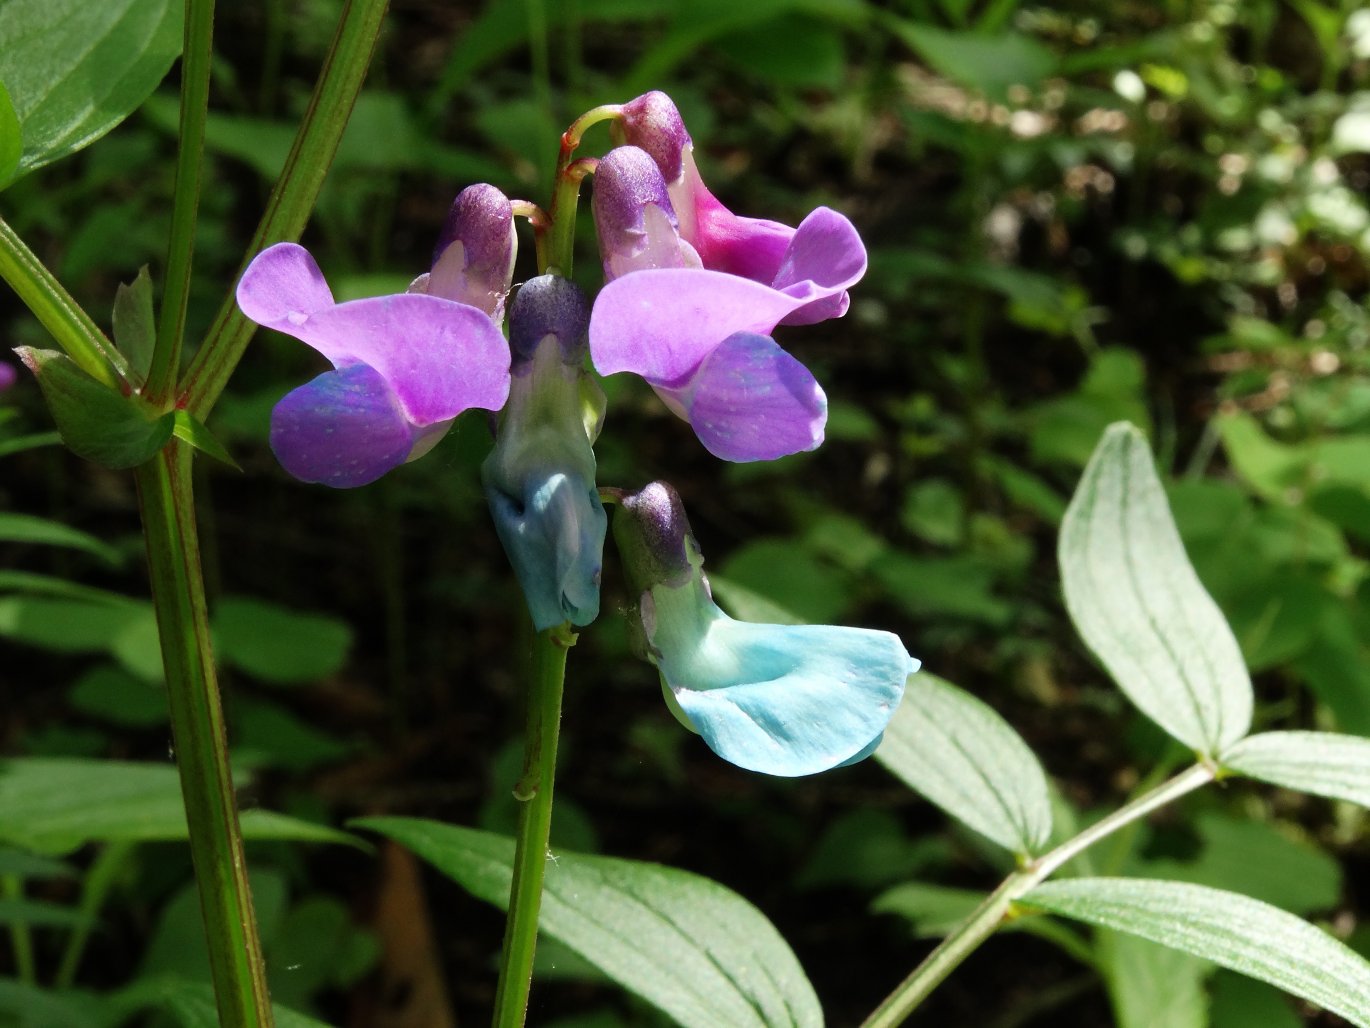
[{"x1": 237, "y1": 91, "x2": 914, "y2": 775}]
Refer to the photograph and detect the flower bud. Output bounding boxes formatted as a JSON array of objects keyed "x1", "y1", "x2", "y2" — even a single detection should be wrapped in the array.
[
  {"x1": 413, "y1": 184, "x2": 517, "y2": 322},
  {"x1": 592, "y1": 147, "x2": 700, "y2": 281}
]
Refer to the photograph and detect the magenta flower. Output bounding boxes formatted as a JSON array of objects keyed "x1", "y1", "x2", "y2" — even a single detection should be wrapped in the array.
[
  {"x1": 588, "y1": 141, "x2": 865, "y2": 462},
  {"x1": 238, "y1": 189, "x2": 515, "y2": 488}
]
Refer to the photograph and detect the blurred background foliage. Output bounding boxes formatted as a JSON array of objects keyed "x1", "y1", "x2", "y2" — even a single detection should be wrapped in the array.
[{"x1": 3, "y1": 0, "x2": 1370, "y2": 1024}]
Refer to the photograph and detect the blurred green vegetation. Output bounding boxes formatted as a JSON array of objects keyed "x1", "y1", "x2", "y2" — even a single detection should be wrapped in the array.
[{"x1": 3, "y1": 0, "x2": 1370, "y2": 1024}]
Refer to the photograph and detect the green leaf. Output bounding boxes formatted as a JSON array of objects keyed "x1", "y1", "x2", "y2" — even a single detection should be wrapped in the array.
[
  {"x1": 1098, "y1": 931, "x2": 1208, "y2": 1028},
  {"x1": 111, "y1": 266, "x2": 155, "y2": 390},
  {"x1": 0, "y1": 759, "x2": 362, "y2": 855},
  {"x1": 0, "y1": 514, "x2": 122, "y2": 565},
  {"x1": 0, "y1": 897, "x2": 93, "y2": 930},
  {"x1": 1223, "y1": 731, "x2": 1370, "y2": 808},
  {"x1": 875, "y1": 672, "x2": 1052, "y2": 856},
  {"x1": 355, "y1": 818, "x2": 823, "y2": 1028},
  {"x1": 119, "y1": 977, "x2": 334, "y2": 1028},
  {"x1": 0, "y1": 848, "x2": 74, "y2": 880},
  {"x1": 0, "y1": 0, "x2": 182, "y2": 178},
  {"x1": 0, "y1": 979, "x2": 109, "y2": 1028},
  {"x1": 68, "y1": 664, "x2": 168, "y2": 728},
  {"x1": 1023, "y1": 878, "x2": 1370, "y2": 1026},
  {"x1": 171, "y1": 410, "x2": 240, "y2": 469},
  {"x1": 0, "y1": 431, "x2": 63, "y2": 458},
  {"x1": 891, "y1": 22, "x2": 1056, "y2": 100},
  {"x1": 0, "y1": 80, "x2": 20, "y2": 188},
  {"x1": 1059, "y1": 423, "x2": 1252, "y2": 755},
  {"x1": 212, "y1": 597, "x2": 352, "y2": 685},
  {"x1": 15, "y1": 348, "x2": 173, "y2": 469}
]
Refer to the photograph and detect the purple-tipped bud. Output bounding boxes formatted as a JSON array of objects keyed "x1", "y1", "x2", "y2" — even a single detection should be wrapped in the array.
[
  {"x1": 508, "y1": 275, "x2": 590, "y2": 366},
  {"x1": 421, "y1": 184, "x2": 516, "y2": 321},
  {"x1": 0, "y1": 361, "x2": 16, "y2": 394},
  {"x1": 619, "y1": 92, "x2": 692, "y2": 183},
  {"x1": 614, "y1": 480, "x2": 699, "y2": 591},
  {"x1": 592, "y1": 147, "x2": 700, "y2": 281}
]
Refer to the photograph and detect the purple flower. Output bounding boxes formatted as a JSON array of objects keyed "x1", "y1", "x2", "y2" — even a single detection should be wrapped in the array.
[
  {"x1": 588, "y1": 141, "x2": 865, "y2": 462},
  {"x1": 238, "y1": 187, "x2": 516, "y2": 488}
]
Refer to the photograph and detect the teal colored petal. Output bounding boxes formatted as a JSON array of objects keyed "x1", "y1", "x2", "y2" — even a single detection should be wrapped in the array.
[{"x1": 654, "y1": 598, "x2": 915, "y2": 777}]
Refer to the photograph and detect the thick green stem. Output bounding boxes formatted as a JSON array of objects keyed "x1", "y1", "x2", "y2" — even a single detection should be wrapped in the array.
[
  {"x1": 861, "y1": 763, "x2": 1216, "y2": 1027},
  {"x1": 0, "y1": 216, "x2": 127, "y2": 388},
  {"x1": 492, "y1": 626, "x2": 573, "y2": 1027},
  {"x1": 146, "y1": 0, "x2": 216, "y2": 403},
  {"x1": 134, "y1": 443, "x2": 273, "y2": 1028},
  {"x1": 177, "y1": 0, "x2": 389, "y2": 420}
]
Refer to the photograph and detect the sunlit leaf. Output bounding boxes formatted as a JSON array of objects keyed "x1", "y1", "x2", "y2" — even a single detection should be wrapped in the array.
[
  {"x1": 1059, "y1": 423, "x2": 1252, "y2": 755},
  {"x1": 1223, "y1": 731, "x2": 1370, "y2": 809},
  {"x1": 0, "y1": 0, "x2": 182, "y2": 178},
  {"x1": 876, "y1": 672, "x2": 1052, "y2": 856},
  {"x1": 1022, "y1": 878, "x2": 1370, "y2": 1027},
  {"x1": 355, "y1": 818, "x2": 823, "y2": 1028}
]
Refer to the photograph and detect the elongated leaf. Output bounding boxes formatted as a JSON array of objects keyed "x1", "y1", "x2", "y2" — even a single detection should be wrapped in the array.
[
  {"x1": 0, "y1": 513, "x2": 121, "y2": 565},
  {"x1": 117, "y1": 977, "x2": 332, "y2": 1028},
  {"x1": 1022, "y1": 878, "x2": 1370, "y2": 1027},
  {"x1": 112, "y1": 266, "x2": 155, "y2": 389},
  {"x1": 891, "y1": 21, "x2": 1056, "y2": 100},
  {"x1": 0, "y1": 898, "x2": 93, "y2": 930},
  {"x1": 356, "y1": 818, "x2": 822, "y2": 1028},
  {"x1": 0, "y1": 759, "x2": 361, "y2": 855},
  {"x1": 1059, "y1": 423, "x2": 1252, "y2": 755},
  {"x1": 0, "y1": 0, "x2": 182, "y2": 177},
  {"x1": 171, "y1": 411, "x2": 240, "y2": 469},
  {"x1": 875, "y1": 672, "x2": 1052, "y2": 855},
  {"x1": 1099, "y1": 931, "x2": 1208, "y2": 1028},
  {"x1": 1223, "y1": 731, "x2": 1370, "y2": 808}
]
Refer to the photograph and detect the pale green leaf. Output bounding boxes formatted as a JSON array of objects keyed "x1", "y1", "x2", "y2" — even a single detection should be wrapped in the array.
[
  {"x1": 1099, "y1": 931, "x2": 1208, "y2": 1028},
  {"x1": 111, "y1": 266, "x2": 155, "y2": 389},
  {"x1": 171, "y1": 410, "x2": 240, "y2": 469},
  {"x1": 0, "y1": 79, "x2": 19, "y2": 188},
  {"x1": 1022, "y1": 878, "x2": 1370, "y2": 1027},
  {"x1": 212, "y1": 597, "x2": 352, "y2": 685},
  {"x1": 355, "y1": 818, "x2": 823, "y2": 1028},
  {"x1": 876, "y1": 672, "x2": 1052, "y2": 856},
  {"x1": 1059, "y1": 423, "x2": 1252, "y2": 755},
  {"x1": 0, "y1": 0, "x2": 182, "y2": 177},
  {"x1": 1223, "y1": 731, "x2": 1370, "y2": 808}
]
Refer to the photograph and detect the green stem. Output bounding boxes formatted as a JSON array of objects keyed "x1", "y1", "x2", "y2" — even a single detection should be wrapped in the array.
[
  {"x1": 146, "y1": 0, "x2": 216, "y2": 403},
  {"x1": 860, "y1": 763, "x2": 1215, "y2": 1028},
  {"x1": 0, "y1": 216, "x2": 128, "y2": 388},
  {"x1": 177, "y1": 0, "x2": 390, "y2": 420},
  {"x1": 2, "y1": 875, "x2": 34, "y2": 984},
  {"x1": 492, "y1": 625, "x2": 573, "y2": 1027},
  {"x1": 54, "y1": 841, "x2": 136, "y2": 989},
  {"x1": 134, "y1": 443, "x2": 273, "y2": 1028}
]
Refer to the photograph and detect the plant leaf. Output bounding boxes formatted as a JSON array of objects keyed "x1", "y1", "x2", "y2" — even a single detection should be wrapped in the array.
[
  {"x1": 0, "y1": 513, "x2": 122, "y2": 565},
  {"x1": 171, "y1": 410, "x2": 240, "y2": 469},
  {"x1": 1022, "y1": 878, "x2": 1370, "y2": 1027},
  {"x1": 212, "y1": 597, "x2": 352, "y2": 685},
  {"x1": 16, "y1": 348, "x2": 173, "y2": 469},
  {"x1": 1223, "y1": 731, "x2": 1370, "y2": 808},
  {"x1": 875, "y1": 672, "x2": 1053, "y2": 856},
  {"x1": 0, "y1": 758, "x2": 363, "y2": 855},
  {"x1": 355, "y1": 817, "x2": 823, "y2": 1028},
  {"x1": 112, "y1": 266, "x2": 156, "y2": 390},
  {"x1": 890, "y1": 21, "x2": 1056, "y2": 100},
  {"x1": 0, "y1": 0, "x2": 182, "y2": 178},
  {"x1": 1059, "y1": 422, "x2": 1252, "y2": 755}
]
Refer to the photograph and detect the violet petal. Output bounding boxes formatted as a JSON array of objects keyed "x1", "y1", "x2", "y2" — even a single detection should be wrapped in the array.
[
  {"x1": 235, "y1": 243, "x2": 336, "y2": 329},
  {"x1": 270, "y1": 363, "x2": 416, "y2": 488}
]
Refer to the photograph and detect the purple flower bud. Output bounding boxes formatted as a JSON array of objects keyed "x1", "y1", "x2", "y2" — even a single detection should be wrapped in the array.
[
  {"x1": 592, "y1": 147, "x2": 700, "y2": 281},
  {"x1": 619, "y1": 91, "x2": 692, "y2": 183},
  {"x1": 508, "y1": 274, "x2": 590, "y2": 366},
  {"x1": 0, "y1": 361, "x2": 16, "y2": 394},
  {"x1": 415, "y1": 184, "x2": 517, "y2": 322}
]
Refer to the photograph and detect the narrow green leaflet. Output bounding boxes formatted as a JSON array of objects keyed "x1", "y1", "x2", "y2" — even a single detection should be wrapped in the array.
[
  {"x1": 1099, "y1": 932, "x2": 1208, "y2": 1028},
  {"x1": 171, "y1": 410, "x2": 240, "y2": 469},
  {"x1": 1223, "y1": 731, "x2": 1370, "y2": 808},
  {"x1": 212, "y1": 597, "x2": 352, "y2": 685},
  {"x1": 0, "y1": 513, "x2": 122, "y2": 565},
  {"x1": 0, "y1": 897, "x2": 93, "y2": 930},
  {"x1": 356, "y1": 818, "x2": 823, "y2": 1028},
  {"x1": 1022, "y1": 878, "x2": 1370, "y2": 1028},
  {"x1": 15, "y1": 348, "x2": 173, "y2": 469},
  {"x1": 0, "y1": 759, "x2": 361, "y2": 855},
  {"x1": 1059, "y1": 423, "x2": 1252, "y2": 755},
  {"x1": 0, "y1": 0, "x2": 182, "y2": 178},
  {"x1": 117, "y1": 978, "x2": 333, "y2": 1028},
  {"x1": 889, "y1": 21, "x2": 1056, "y2": 100},
  {"x1": 112, "y1": 266, "x2": 156, "y2": 389},
  {"x1": 875, "y1": 672, "x2": 1052, "y2": 856}
]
